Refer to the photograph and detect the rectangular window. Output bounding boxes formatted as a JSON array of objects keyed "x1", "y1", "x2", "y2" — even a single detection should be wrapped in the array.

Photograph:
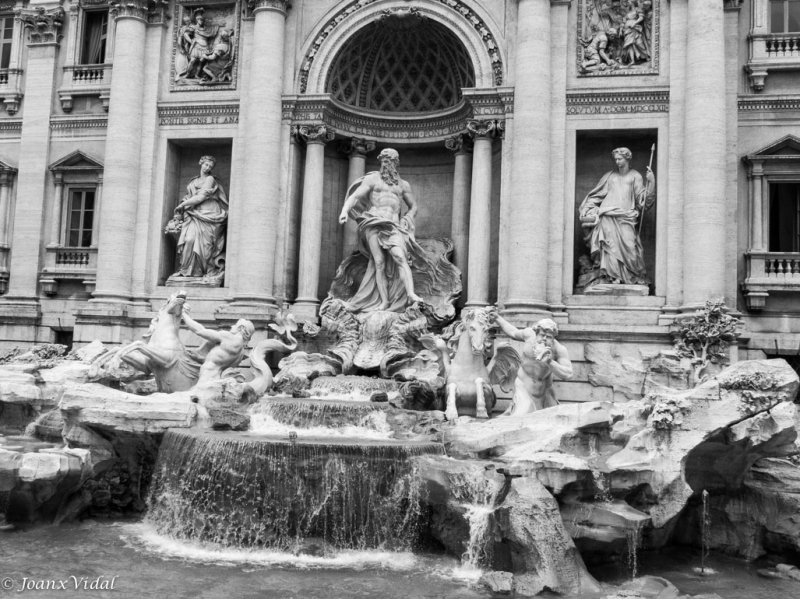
[
  {"x1": 770, "y1": 0, "x2": 800, "y2": 33},
  {"x1": 80, "y1": 10, "x2": 108, "y2": 65},
  {"x1": 66, "y1": 189, "x2": 95, "y2": 248},
  {"x1": 0, "y1": 16, "x2": 13, "y2": 69},
  {"x1": 769, "y1": 183, "x2": 800, "y2": 252}
]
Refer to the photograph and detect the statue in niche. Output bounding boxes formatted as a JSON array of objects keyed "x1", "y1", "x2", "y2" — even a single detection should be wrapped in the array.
[
  {"x1": 165, "y1": 155, "x2": 228, "y2": 287},
  {"x1": 578, "y1": 147, "x2": 655, "y2": 293},
  {"x1": 491, "y1": 313, "x2": 573, "y2": 416},
  {"x1": 338, "y1": 148, "x2": 426, "y2": 312},
  {"x1": 174, "y1": 6, "x2": 235, "y2": 86},
  {"x1": 579, "y1": 0, "x2": 655, "y2": 75}
]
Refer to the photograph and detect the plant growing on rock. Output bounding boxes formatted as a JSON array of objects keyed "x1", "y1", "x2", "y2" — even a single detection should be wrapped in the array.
[{"x1": 672, "y1": 300, "x2": 742, "y2": 386}]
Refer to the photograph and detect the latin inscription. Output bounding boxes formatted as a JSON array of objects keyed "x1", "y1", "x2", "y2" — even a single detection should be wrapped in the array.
[{"x1": 159, "y1": 115, "x2": 239, "y2": 126}]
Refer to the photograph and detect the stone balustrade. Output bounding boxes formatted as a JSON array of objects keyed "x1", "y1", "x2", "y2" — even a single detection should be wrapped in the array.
[
  {"x1": 38, "y1": 246, "x2": 98, "y2": 295},
  {"x1": 58, "y1": 64, "x2": 113, "y2": 112},
  {"x1": 743, "y1": 251, "x2": 800, "y2": 310},
  {"x1": 747, "y1": 34, "x2": 800, "y2": 90},
  {"x1": 0, "y1": 68, "x2": 23, "y2": 114}
]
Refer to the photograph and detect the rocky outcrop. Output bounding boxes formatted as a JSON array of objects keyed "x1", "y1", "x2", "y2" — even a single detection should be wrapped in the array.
[
  {"x1": 415, "y1": 456, "x2": 601, "y2": 596},
  {"x1": 441, "y1": 359, "x2": 799, "y2": 561}
]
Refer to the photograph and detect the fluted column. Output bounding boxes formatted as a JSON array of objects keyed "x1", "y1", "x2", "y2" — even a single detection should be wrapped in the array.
[
  {"x1": 446, "y1": 134, "x2": 472, "y2": 303},
  {"x1": 465, "y1": 120, "x2": 495, "y2": 308},
  {"x1": 682, "y1": 0, "x2": 727, "y2": 308},
  {"x1": 4, "y1": 9, "x2": 64, "y2": 301},
  {"x1": 503, "y1": 0, "x2": 552, "y2": 318},
  {"x1": 91, "y1": 1, "x2": 148, "y2": 305},
  {"x1": 48, "y1": 173, "x2": 64, "y2": 247},
  {"x1": 748, "y1": 161, "x2": 764, "y2": 251},
  {"x1": 293, "y1": 125, "x2": 334, "y2": 321},
  {"x1": 342, "y1": 138, "x2": 375, "y2": 258},
  {"x1": 229, "y1": 0, "x2": 290, "y2": 310}
]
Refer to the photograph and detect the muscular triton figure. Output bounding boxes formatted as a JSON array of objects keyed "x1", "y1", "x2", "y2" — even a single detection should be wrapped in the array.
[
  {"x1": 338, "y1": 148, "x2": 424, "y2": 312},
  {"x1": 179, "y1": 300, "x2": 255, "y2": 386}
]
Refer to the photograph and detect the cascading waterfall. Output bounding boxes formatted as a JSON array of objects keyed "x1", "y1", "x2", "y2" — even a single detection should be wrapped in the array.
[
  {"x1": 452, "y1": 475, "x2": 502, "y2": 571},
  {"x1": 626, "y1": 524, "x2": 643, "y2": 580},
  {"x1": 250, "y1": 398, "x2": 389, "y2": 430},
  {"x1": 146, "y1": 429, "x2": 443, "y2": 552}
]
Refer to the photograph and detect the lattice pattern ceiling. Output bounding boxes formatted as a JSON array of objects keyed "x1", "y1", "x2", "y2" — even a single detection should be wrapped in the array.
[{"x1": 327, "y1": 18, "x2": 476, "y2": 113}]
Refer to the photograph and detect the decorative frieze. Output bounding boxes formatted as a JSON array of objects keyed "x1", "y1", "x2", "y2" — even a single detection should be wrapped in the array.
[
  {"x1": 172, "y1": 2, "x2": 240, "y2": 92},
  {"x1": 15, "y1": 7, "x2": 65, "y2": 45},
  {"x1": 298, "y1": 0, "x2": 504, "y2": 94},
  {"x1": 739, "y1": 97, "x2": 800, "y2": 112},
  {"x1": 566, "y1": 90, "x2": 669, "y2": 115},
  {"x1": 157, "y1": 103, "x2": 239, "y2": 126},
  {"x1": 577, "y1": 0, "x2": 659, "y2": 77}
]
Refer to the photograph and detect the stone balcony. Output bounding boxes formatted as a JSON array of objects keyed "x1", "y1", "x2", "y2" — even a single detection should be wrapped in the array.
[
  {"x1": 742, "y1": 251, "x2": 800, "y2": 310},
  {"x1": 58, "y1": 64, "x2": 112, "y2": 112},
  {"x1": 747, "y1": 33, "x2": 800, "y2": 91},
  {"x1": 0, "y1": 68, "x2": 24, "y2": 115},
  {"x1": 39, "y1": 246, "x2": 98, "y2": 295}
]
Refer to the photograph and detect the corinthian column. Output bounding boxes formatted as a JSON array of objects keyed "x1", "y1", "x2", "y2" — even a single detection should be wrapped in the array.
[
  {"x1": 466, "y1": 120, "x2": 496, "y2": 308},
  {"x1": 293, "y1": 125, "x2": 335, "y2": 321},
  {"x1": 228, "y1": 0, "x2": 290, "y2": 312},
  {"x1": 91, "y1": 1, "x2": 149, "y2": 306},
  {"x1": 445, "y1": 134, "x2": 472, "y2": 302},
  {"x1": 4, "y1": 8, "x2": 64, "y2": 302},
  {"x1": 682, "y1": 0, "x2": 727, "y2": 309},
  {"x1": 502, "y1": 0, "x2": 552, "y2": 319},
  {"x1": 342, "y1": 137, "x2": 375, "y2": 258}
]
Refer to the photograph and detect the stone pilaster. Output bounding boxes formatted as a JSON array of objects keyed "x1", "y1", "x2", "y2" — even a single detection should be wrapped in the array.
[
  {"x1": 2, "y1": 8, "x2": 64, "y2": 313},
  {"x1": 748, "y1": 161, "x2": 765, "y2": 252},
  {"x1": 224, "y1": 0, "x2": 290, "y2": 315},
  {"x1": 502, "y1": 0, "x2": 552, "y2": 320},
  {"x1": 293, "y1": 124, "x2": 335, "y2": 321},
  {"x1": 445, "y1": 134, "x2": 472, "y2": 306},
  {"x1": 682, "y1": 0, "x2": 727, "y2": 309},
  {"x1": 342, "y1": 137, "x2": 375, "y2": 259},
  {"x1": 465, "y1": 120, "x2": 495, "y2": 308},
  {"x1": 90, "y1": 0, "x2": 149, "y2": 309}
]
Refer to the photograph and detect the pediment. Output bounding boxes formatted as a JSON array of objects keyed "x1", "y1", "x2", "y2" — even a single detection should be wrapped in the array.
[
  {"x1": 49, "y1": 150, "x2": 104, "y2": 171},
  {"x1": 0, "y1": 159, "x2": 15, "y2": 172},
  {"x1": 747, "y1": 135, "x2": 800, "y2": 161}
]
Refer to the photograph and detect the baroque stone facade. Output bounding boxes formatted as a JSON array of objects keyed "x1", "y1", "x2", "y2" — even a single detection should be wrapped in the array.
[{"x1": 0, "y1": 0, "x2": 793, "y2": 398}]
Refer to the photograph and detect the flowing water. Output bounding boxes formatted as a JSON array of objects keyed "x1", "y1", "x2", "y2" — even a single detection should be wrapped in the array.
[
  {"x1": 249, "y1": 399, "x2": 394, "y2": 439},
  {"x1": 147, "y1": 429, "x2": 442, "y2": 551}
]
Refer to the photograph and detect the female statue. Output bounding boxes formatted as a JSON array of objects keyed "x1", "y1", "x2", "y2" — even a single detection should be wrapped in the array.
[{"x1": 168, "y1": 155, "x2": 228, "y2": 285}]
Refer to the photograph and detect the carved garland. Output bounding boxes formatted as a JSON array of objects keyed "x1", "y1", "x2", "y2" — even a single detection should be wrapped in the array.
[{"x1": 298, "y1": 0, "x2": 503, "y2": 94}]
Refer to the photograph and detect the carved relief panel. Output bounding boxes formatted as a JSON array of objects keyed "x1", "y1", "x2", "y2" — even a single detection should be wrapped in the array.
[
  {"x1": 171, "y1": 1, "x2": 240, "y2": 92},
  {"x1": 577, "y1": 0, "x2": 659, "y2": 77}
]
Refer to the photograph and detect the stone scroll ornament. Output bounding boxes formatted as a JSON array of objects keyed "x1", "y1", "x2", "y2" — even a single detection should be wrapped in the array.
[
  {"x1": 578, "y1": 0, "x2": 658, "y2": 76},
  {"x1": 172, "y1": 3, "x2": 239, "y2": 91}
]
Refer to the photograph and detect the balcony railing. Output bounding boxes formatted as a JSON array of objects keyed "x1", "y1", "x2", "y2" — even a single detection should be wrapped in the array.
[
  {"x1": 58, "y1": 64, "x2": 113, "y2": 112},
  {"x1": 742, "y1": 251, "x2": 800, "y2": 310},
  {"x1": 39, "y1": 246, "x2": 98, "y2": 295},
  {"x1": 748, "y1": 33, "x2": 800, "y2": 90},
  {"x1": 0, "y1": 68, "x2": 23, "y2": 115}
]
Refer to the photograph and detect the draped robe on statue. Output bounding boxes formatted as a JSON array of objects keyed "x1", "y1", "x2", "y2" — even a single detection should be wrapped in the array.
[
  {"x1": 579, "y1": 168, "x2": 649, "y2": 285},
  {"x1": 177, "y1": 175, "x2": 228, "y2": 277}
]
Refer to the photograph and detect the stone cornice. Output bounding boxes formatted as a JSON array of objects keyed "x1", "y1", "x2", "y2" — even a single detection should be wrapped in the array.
[
  {"x1": 738, "y1": 96, "x2": 800, "y2": 112},
  {"x1": 15, "y1": 7, "x2": 65, "y2": 45},
  {"x1": 566, "y1": 90, "x2": 670, "y2": 115},
  {"x1": 462, "y1": 87, "x2": 515, "y2": 118},
  {"x1": 283, "y1": 94, "x2": 474, "y2": 144}
]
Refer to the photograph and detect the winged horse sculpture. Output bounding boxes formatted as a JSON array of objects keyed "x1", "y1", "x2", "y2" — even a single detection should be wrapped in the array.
[{"x1": 423, "y1": 307, "x2": 521, "y2": 421}]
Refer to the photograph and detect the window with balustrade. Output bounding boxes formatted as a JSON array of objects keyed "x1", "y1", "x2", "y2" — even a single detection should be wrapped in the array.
[
  {"x1": 65, "y1": 188, "x2": 95, "y2": 248},
  {"x1": 770, "y1": 0, "x2": 800, "y2": 32},
  {"x1": 743, "y1": 136, "x2": 800, "y2": 311},
  {"x1": 0, "y1": 14, "x2": 22, "y2": 114},
  {"x1": 80, "y1": 10, "x2": 108, "y2": 65}
]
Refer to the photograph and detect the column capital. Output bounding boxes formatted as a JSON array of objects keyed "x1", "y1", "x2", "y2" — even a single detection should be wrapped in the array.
[
  {"x1": 445, "y1": 134, "x2": 473, "y2": 155},
  {"x1": 248, "y1": 0, "x2": 291, "y2": 17},
  {"x1": 748, "y1": 160, "x2": 764, "y2": 177},
  {"x1": 15, "y1": 7, "x2": 65, "y2": 46},
  {"x1": 297, "y1": 124, "x2": 335, "y2": 145},
  {"x1": 467, "y1": 119, "x2": 498, "y2": 140},
  {"x1": 53, "y1": 171, "x2": 64, "y2": 185},
  {"x1": 342, "y1": 137, "x2": 376, "y2": 158},
  {"x1": 109, "y1": 0, "x2": 150, "y2": 22}
]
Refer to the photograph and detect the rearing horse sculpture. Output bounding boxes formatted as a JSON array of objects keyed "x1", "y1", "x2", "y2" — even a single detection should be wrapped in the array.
[
  {"x1": 90, "y1": 292, "x2": 200, "y2": 392},
  {"x1": 423, "y1": 307, "x2": 520, "y2": 422}
]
